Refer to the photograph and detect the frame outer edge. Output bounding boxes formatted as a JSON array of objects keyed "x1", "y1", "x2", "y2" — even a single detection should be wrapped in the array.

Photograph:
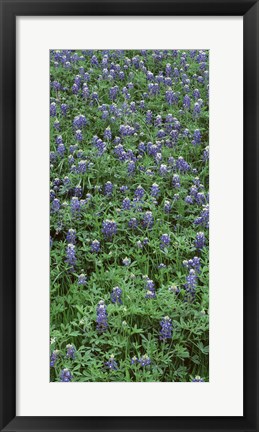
[
  {"x1": 243, "y1": 1, "x2": 259, "y2": 431},
  {"x1": 0, "y1": 1, "x2": 16, "y2": 432}
]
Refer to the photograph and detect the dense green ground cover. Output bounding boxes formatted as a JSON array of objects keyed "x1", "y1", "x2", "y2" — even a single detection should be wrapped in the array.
[{"x1": 50, "y1": 49, "x2": 209, "y2": 382}]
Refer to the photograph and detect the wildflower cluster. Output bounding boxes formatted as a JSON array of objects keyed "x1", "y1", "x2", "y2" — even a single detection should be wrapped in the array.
[{"x1": 50, "y1": 49, "x2": 209, "y2": 383}]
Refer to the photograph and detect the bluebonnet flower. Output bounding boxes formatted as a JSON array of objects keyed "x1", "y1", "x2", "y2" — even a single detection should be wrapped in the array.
[
  {"x1": 168, "y1": 156, "x2": 175, "y2": 166},
  {"x1": 91, "y1": 239, "x2": 100, "y2": 253},
  {"x1": 138, "y1": 142, "x2": 146, "y2": 154},
  {"x1": 111, "y1": 286, "x2": 122, "y2": 304},
  {"x1": 193, "y1": 88, "x2": 200, "y2": 99},
  {"x1": 147, "y1": 142, "x2": 159, "y2": 156},
  {"x1": 74, "y1": 75, "x2": 81, "y2": 86},
  {"x1": 159, "y1": 164, "x2": 168, "y2": 176},
  {"x1": 60, "y1": 368, "x2": 72, "y2": 382},
  {"x1": 142, "y1": 211, "x2": 154, "y2": 229},
  {"x1": 164, "y1": 200, "x2": 172, "y2": 213},
  {"x1": 53, "y1": 120, "x2": 60, "y2": 130},
  {"x1": 172, "y1": 174, "x2": 181, "y2": 188},
  {"x1": 78, "y1": 273, "x2": 87, "y2": 285},
  {"x1": 50, "y1": 102, "x2": 57, "y2": 117},
  {"x1": 50, "y1": 350, "x2": 59, "y2": 367},
  {"x1": 73, "y1": 186, "x2": 82, "y2": 198},
  {"x1": 194, "y1": 232, "x2": 206, "y2": 250},
  {"x1": 66, "y1": 228, "x2": 76, "y2": 244},
  {"x1": 119, "y1": 124, "x2": 135, "y2": 136},
  {"x1": 128, "y1": 218, "x2": 138, "y2": 230},
  {"x1": 144, "y1": 278, "x2": 156, "y2": 299},
  {"x1": 72, "y1": 83, "x2": 79, "y2": 94},
  {"x1": 145, "y1": 288, "x2": 156, "y2": 299},
  {"x1": 104, "y1": 181, "x2": 113, "y2": 196},
  {"x1": 66, "y1": 344, "x2": 76, "y2": 359},
  {"x1": 50, "y1": 151, "x2": 57, "y2": 163},
  {"x1": 193, "y1": 102, "x2": 201, "y2": 117},
  {"x1": 192, "y1": 129, "x2": 201, "y2": 145},
  {"x1": 52, "y1": 80, "x2": 61, "y2": 90},
  {"x1": 109, "y1": 86, "x2": 119, "y2": 101},
  {"x1": 151, "y1": 183, "x2": 160, "y2": 197},
  {"x1": 131, "y1": 356, "x2": 138, "y2": 365},
  {"x1": 185, "y1": 195, "x2": 193, "y2": 204},
  {"x1": 155, "y1": 152, "x2": 162, "y2": 164},
  {"x1": 76, "y1": 148, "x2": 84, "y2": 158},
  {"x1": 160, "y1": 233, "x2": 170, "y2": 249},
  {"x1": 73, "y1": 114, "x2": 87, "y2": 129},
  {"x1": 96, "y1": 300, "x2": 108, "y2": 332},
  {"x1": 102, "y1": 219, "x2": 117, "y2": 239},
  {"x1": 66, "y1": 244, "x2": 76, "y2": 269},
  {"x1": 156, "y1": 129, "x2": 166, "y2": 138},
  {"x1": 77, "y1": 160, "x2": 87, "y2": 173},
  {"x1": 192, "y1": 256, "x2": 202, "y2": 273},
  {"x1": 114, "y1": 144, "x2": 125, "y2": 160},
  {"x1": 145, "y1": 168, "x2": 154, "y2": 177},
  {"x1": 69, "y1": 144, "x2": 78, "y2": 153},
  {"x1": 91, "y1": 55, "x2": 99, "y2": 66},
  {"x1": 190, "y1": 185, "x2": 198, "y2": 198},
  {"x1": 185, "y1": 269, "x2": 197, "y2": 300},
  {"x1": 194, "y1": 204, "x2": 209, "y2": 228},
  {"x1": 164, "y1": 75, "x2": 172, "y2": 86},
  {"x1": 64, "y1": 61, "x2": 71, "y2": 69},
  {"x1": 176, "y1": 156, "x2": 190, "y2": 172},
  {"x1": 127, "y1": 161, "x2": 136, "y2": 175},
  {"x1": 134, "y1": 185, "x2": 145, "y2": 200},
  {"x1": 52, "y1": 198, "x2": 60, "y2": 212},
  {"x1": 183, "y1": 95, "x2": 191, "y2": 109},
  {"x1": 183, "y1": 256, "x2": 201, "y2": 273},
  {"x1": 61, "y1": 103, "x2": 68, "y2": 116},
  {"x1": 75, "y1": 129, "x2": 83, "y2": 141},
  {"x1": 82, "y1": 84, "x2": 89, "y2": 98},
  {"x1": 104, "y1": 127, "x2": 112, "y2": 140},
  {"x1": 122, "y1": 257, "x2": 131, "y2": 266},
  {"x1": 192, "y1": 376, "x2": 204, "y2": 382},
  {"x1": 57, "y1": 143, "x2": 65, "y2": 156},
  {"x1": 154, "y1": 115, "x2": 162, "y2": 127},
  {"x1": 146, "y1": 70, "x2": 154, "y2": 80},
  {"x1": 183, "y1": 84, "x2": 190, "y2": 94},
  {"x1": 165, "y1": 89, "x2": 178, "y2": 105},
  {"x1": 138, "y1": 355, "x2": 151, "y2": 367},
  {"x1": 160, "y1": 316, "x2": 173, "y2": 340},
  {"x1": 165, "y1": 63, "x2": 172, "y2": 75},
  {"x1": 146, "y1": 110, "x2": 153, "y2": 124},
  {"x1": 148, "y1": 82, "x2": 160, "y2": 95},
  {"x1": 105, "y1": 355, "x2": 118, "y2": 370},
  {"x1": 95, "y1": 138, "x2": 107, "y2": 156},
  {"x1": 122, "y1": 197, "x2": 131, "y2": 210},
  {"x1": 71, "y1": 197, "x2": 81, "y2": 215},
  {"x1": 193, "y1": 176, "x2": 201, "y2": 187}
]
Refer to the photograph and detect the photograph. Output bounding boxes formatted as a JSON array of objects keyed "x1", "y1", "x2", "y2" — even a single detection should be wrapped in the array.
[{"x1": 49, "y1": 49, "x2": 209, "y2": 383}]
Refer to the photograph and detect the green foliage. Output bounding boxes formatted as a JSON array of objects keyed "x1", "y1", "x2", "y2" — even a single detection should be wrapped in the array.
[{"x1": 50, "y1": 49, "x2": 209, "y2": 382}]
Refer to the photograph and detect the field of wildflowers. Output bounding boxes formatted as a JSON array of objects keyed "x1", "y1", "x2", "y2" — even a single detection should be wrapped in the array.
[{"x1": 50, "y1": 49, "x2": 209, "y2": 382}]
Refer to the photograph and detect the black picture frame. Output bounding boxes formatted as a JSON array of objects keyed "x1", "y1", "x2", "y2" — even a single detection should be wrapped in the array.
[{"x1": 0, "y1": 1, "x2": 258, "y2": 431}]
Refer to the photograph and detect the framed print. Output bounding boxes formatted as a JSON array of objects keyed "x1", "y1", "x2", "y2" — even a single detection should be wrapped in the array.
[{"x1": 0, "y1": 1, "x2": 258, "y2": 432}]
